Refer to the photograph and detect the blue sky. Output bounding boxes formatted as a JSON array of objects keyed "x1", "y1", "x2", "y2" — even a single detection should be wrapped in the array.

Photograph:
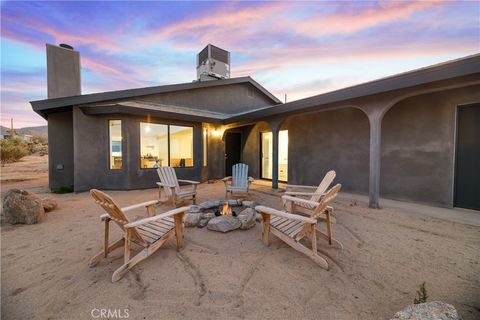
[{"x1": 1, "y1": 1, "x2": 479, "y2": 127}]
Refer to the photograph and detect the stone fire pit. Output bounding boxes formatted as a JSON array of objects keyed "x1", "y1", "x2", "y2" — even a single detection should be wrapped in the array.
[{"x1": 183, "y1": 199, "x2": 259, "y2": 232}]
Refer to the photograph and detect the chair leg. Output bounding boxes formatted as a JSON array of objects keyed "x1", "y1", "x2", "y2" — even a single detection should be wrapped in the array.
[
  {"x1": 124, "y1": 229, "x2": 131, "y2": 263},
  {"x1": 311, "y1": 223, "x2": 317, "y2": 253},
  {"x1": 261, "y1": 213, "x2": 270, "y2": 246},
  {"x1": 174, "y1": 212, "x2": 185, "y2": 250},
  {"x1": 325, "y1": 211, "x2": 333, "y2": 245},
  {"x1": 89, "y1": 238, "x2": 125, "y2": 267},
  {"x1": 112, "y1": 248, "x2": 149, "y2": 282},
  {"x1": 104, "y1": 219, "x2": 110, "y2": 258}
]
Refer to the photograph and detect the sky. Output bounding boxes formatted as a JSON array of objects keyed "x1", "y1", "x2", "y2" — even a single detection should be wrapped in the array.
[{"x1": 1, "y1": 1, "x2": 479, "y2": 128}]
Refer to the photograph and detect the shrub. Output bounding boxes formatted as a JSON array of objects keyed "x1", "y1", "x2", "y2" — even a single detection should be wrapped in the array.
[
  {"x1": 0, "y1": 138, "x2": 29, "y2": 163},
  {"x1": 413, "y1": 282, "x2": 428, "y2": 304}
]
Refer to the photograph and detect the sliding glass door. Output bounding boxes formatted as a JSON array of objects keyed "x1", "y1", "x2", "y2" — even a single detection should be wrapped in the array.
[{"x1": 261, "y1": 130, "x2": 288, "y2": 181}]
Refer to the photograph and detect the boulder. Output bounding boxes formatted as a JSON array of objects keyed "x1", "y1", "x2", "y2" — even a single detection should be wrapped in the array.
[
  {"x1": 228, "y1": 199, "x2": 242, "y2": 206},
  {"x1": 255, "y1": 213, "x2": 263, "y2": 222},
  {"x1": 391, "y1": 301, "x2": 459, "y2": 320},
  {"x1": 199, "y1": 200, "x2": 221, "y2": 210},
  {"x1": 184, "y1": 213, "x2": 200, "y2": 228},
  {"x1": 197, "y1": 218, "x2": 209, "y2": 228},
  {"x1": 41, "y1": 197, "x2": 58, "y2": 212},
  {"x1": 3, "y1": 189, "x2": 45, "y2": 225},
  {"x1": 201, "y1": 212, "x2": 215, "y2": 220},
  {"x1": 207, "y1": 215, "x2": 241, "y2": 233},
  {"x1": 238, "y1": 208, "x2": 256, "y2": 230}
]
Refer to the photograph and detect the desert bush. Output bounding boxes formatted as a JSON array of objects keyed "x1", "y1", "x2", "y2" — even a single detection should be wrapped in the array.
[
  {"x1": 0, "y1": 138, "x2": 29, "y2": 163},
  {"x1": 413, "y1": 282, "x2": 428, "y2": 304},
  {"x1": 52, "y1": 185, "x2": 74, "y2": 194}
]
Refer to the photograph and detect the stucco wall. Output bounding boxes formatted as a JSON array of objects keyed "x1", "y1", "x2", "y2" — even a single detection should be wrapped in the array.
[
  {"x1": 283, "y1": 108, "x2": 370, "y2": 194},
  {"x1": 72, "y1": 107, "x2": 204, "y2": 192},
  {"x1": 380, "y1": 86, "x2": 480, "y2": 207},
  {"x1": 48, "y1": 110, "x2": 74, "y2": 190},
  {"x1": 135, "y1": 83, "x2": 274, "y2": 114}
]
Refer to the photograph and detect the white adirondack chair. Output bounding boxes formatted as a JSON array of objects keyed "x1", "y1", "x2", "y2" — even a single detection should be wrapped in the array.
[
  {"x1": 89, "y1": 189, "x2": 189, "y2": 282},
  {"x1": 256, "y1": 184, "x2": 342, "y2": 270},
  {"x1": 222, "y1": 163, "x2": 254, "y2": 198},
  {"x1": 157, "y1": 166, "x2": 200, "y2": 206},
  {"x1": 283, "y1": 170, "x2": 336, "y2": 216}
]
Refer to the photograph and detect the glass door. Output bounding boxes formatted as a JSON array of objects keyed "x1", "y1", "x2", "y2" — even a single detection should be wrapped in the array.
[
  {"x1": 261, "y1": 130, "x2": 288, "y2": 181},
  {"x1": 261, "y1": 132, "x2": 273, "y2": 179}
]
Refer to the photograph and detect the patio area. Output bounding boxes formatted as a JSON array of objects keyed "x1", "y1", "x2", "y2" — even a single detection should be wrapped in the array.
[{"x1": 1, "y1": 160, "x2": 479, "y2": 319}]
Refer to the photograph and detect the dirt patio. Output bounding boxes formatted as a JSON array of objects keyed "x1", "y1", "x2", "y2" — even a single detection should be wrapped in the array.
[{"x1": 1, "y1": 156, "x2": 479, "y2": 319}]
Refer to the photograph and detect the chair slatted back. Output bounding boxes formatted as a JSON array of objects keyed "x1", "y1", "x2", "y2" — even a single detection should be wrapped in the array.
[
  {"x1": 311, "y1": 170, "x2": 336, "y2": 202},
  {"x1": 311, "y1": 184, "x2": 341, "y2": 219},
  {"x1": 232, "y1": 163, "x2": 249, "y2": 188},
  {"x1": 90, "y1": 189, "x2": 146, "y2": 245},
  {"x1": 157, "y1": 167, "x2": 181, "y2": 197}
]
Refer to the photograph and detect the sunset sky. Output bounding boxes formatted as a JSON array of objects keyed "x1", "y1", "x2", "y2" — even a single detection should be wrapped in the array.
[{"x1": 1, "y1": 1, "x2": 479, "y2": 128}]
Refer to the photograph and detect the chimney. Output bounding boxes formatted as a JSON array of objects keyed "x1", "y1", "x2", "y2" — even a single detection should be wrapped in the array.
[
  {"x1": 46, "y1": 43, "x2": 81, "y2": 98},
  {"x1": 196, "y1": 44, "x2": 230, "y2": 81}
]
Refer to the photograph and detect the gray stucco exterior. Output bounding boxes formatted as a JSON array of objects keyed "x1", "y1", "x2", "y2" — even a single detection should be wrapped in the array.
[{"x1": 31, "y1": 48, "x2": 480, "y2": 210}]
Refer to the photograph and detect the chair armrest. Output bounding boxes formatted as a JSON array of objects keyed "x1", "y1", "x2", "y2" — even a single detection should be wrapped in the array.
[
  {"x1": 248, "y1": 177, "x2": 254, "y2": 183},
  {"x1": 255, "y1": 206, "x2": 316, "y2": 224},
  {"x1": 124, "y1": 206, "x2": 190, "y2": 228},
  {"x1": 284, "y1": 191, "x2": 326, "y2": 197},
  {"x1": 222, "y1": 176, "x2": 232, "y2": 181},
  {"x1": 285, "y1": 184, "x2": 318, "y2": 191},
  {"x1": 100, "y1": 214, "x2": 110, "y2": 221},
  {"x1": 178, "y1": 180, "x2": 200, "y2": 185},
  {"x1": 121, "y1": 200, "x2": 161, "y2": 212},
  {"x1": 156, "y1": 182, "x2": 176, "y2": 188},
  {"x1": 282, "y1": 195, "x2": 319, "y2": 208}
]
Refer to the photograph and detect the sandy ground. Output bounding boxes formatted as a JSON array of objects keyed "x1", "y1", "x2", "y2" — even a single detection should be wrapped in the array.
[{"x1": 1, "y1": 156, "x2": 479, "y2": 320}]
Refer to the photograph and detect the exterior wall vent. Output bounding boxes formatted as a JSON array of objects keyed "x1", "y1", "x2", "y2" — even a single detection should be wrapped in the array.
[{"x1": 196, "y1": 44, "x2": 230, "y2": 81}]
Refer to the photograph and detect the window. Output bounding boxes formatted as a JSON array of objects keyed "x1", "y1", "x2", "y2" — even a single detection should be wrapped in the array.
[
  {"x1": 140, "y1": 123, "x2": 194, "y2": 168},
  {"x1": 170, "y1": 125, "x2": 193, "y2": 167},
  {"x1": 140, "y1": 123, "x2": 168, "y2": 168},
  {"x1": 109, "y1": 120, "x2": 122, "y2": 169},
  {"x1": 203, "y1": 128, "x2": 208, "y2": 166}
]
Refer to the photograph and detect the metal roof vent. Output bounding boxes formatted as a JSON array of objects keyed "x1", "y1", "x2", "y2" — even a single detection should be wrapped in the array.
[
  {"x1": 59, "y1": 43, "x2": 74, "y2": 50},
  {"x1": 196, "y1": 44, "x2": 230, "y2": 81}
]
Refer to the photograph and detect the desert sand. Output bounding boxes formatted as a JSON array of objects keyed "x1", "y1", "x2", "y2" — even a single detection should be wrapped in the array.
[{"x1": 1, "y1": 156, "x2": 479, "y2": 319}]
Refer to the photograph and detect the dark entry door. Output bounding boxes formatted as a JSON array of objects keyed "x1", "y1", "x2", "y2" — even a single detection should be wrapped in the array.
[
  {"x1": 225, "y1": 132, "x2": 241, "y2": 176},
  {"x1": 455, "y1": 104, "x2": 480, "y2": 211}
]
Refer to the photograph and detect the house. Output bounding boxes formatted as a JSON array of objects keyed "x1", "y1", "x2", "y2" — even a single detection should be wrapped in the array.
[{"x1": 31, "y1": 44, "x2": 480, "y2": 211}]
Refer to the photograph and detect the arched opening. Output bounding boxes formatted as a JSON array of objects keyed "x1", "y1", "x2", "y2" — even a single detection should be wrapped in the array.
[
  {"x1": 381, "y1": 86, "x2": 480, "y2": 207},
  {"x1": 282, "y1": 107, "x2": 370, "y2": 194}
]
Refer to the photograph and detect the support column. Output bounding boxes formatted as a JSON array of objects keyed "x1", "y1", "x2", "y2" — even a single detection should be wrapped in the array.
[
  {"x1": 368, "y1": 114, "x2": 381, "y2": 208},
  {"x1": 271, "y1": 126, "x2": 279, "y2": 189}
]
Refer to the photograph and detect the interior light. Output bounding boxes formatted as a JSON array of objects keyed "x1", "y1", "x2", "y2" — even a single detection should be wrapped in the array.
[{"x1": 145, "y1": 126, "x2": 151, "y2": 133}]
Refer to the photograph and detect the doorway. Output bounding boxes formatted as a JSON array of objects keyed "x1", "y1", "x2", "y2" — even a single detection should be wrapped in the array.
[
  {"x1": 454, "y1": 104, "x2": 480, "y2": 211},
  {"x1": 225, "y1": 132, "x2": 242, "y2": 176},
  {"x1": 260, "y1": 130, "x2": 288, "y2": 181}
]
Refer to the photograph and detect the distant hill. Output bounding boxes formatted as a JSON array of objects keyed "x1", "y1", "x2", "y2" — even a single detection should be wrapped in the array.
[{"x1": 1, "y1": 125, "x2": 48, "y2": 138}]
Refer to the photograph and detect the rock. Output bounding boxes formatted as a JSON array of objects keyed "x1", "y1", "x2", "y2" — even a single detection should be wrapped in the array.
[
  {"x1": 189, "y1": 205, "x2": 202, "y2": 213},
  {"x1": 242, "y1": 201, "x2": 258, "y2": 208},
  {"x1": 238, "y1": 208, "x2": 256, "y2": 230},
  {"x1": 201, "y1": 212, "x2": 215, "y2": 220},
  {"x1": 3, "y1": 189, "x2": 46, "y2": 225},
  {"x1": 41, "y1": 197, "x2": 58, "y2": 212},
  {"x1": 391, "y1": 301, "x2": 459, "y2": 320},
  {"x1": 207, "y1": 215, "x2": 241, "y2": 233},
  {"x1": 228, "y1": 199, "x2": 242, "y2": 206},
  {"x1": 197, "y1": 218, "x2": 209, "y2": 228},
  {"x1": 255, "y1": 213, "x2": 262, "y2": 222},
  {"x1": 199, "y1": 200, "x2": 221, "y2": 210},
  {"x1": 184, "y1": 213, "x2": 200, "y2": 227}
]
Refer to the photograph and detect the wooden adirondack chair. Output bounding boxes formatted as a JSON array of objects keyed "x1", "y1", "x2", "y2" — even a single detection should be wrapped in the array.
[
  {"x1": 255, "y1": 184, "x2": 342, "y2": 270},
  {"x1": 222, "y1": 163, "x2": 254, "y2": 198},
  {"x1": 283, "y1": 170, "x2": 336, "y2": 216},
  {"x1": 89, "y1": 189, "x2": 189, "y2": 282},
  {"x1": 157, "y1": 166, "x2": 200, "y2": 206}
]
